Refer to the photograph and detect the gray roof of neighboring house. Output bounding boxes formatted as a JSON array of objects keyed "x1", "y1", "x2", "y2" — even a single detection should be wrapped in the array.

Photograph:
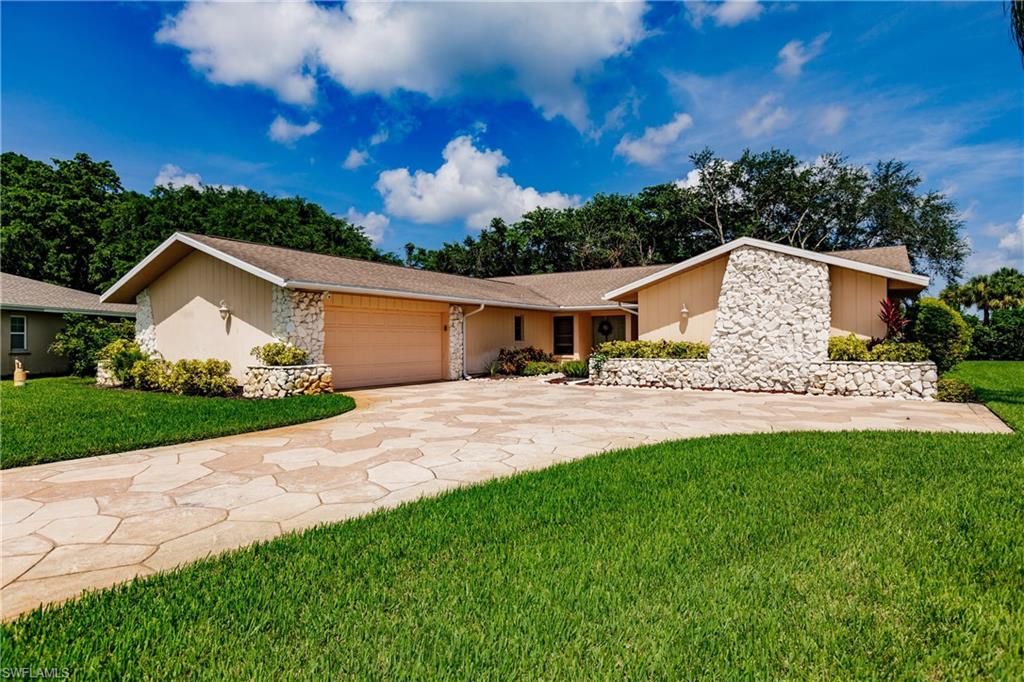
[
  {"x1": 828, "y1": 245, "x2": 913, "y2": 274},
  {"x1": 1, "y1": 272, "x2": 136, "y2": 317},
  {"x1": 101, "y1": 232, "x2": 926, "y2": 308}
]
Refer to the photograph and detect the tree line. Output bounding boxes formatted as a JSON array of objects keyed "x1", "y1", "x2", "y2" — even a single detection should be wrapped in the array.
[{"x1": 1, "y1": 148, "x2": 970, "y2": 295}]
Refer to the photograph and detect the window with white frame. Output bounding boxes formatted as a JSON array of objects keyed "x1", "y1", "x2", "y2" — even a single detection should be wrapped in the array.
[{"x1": 9, "y1": 315, "x2": 27, "y2": 351}]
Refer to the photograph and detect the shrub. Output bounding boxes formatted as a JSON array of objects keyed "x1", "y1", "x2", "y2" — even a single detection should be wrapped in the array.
[
  {"x1": 522, "y1": 361, "x2": 559, "y2": 376},
  {"x1": 560, "y1": 360, "x2": 589, "y2": 378},
  {"x1": 828, "y1": 334, "x2": 870, "y2": 361},
  {"x1": 968, "y1": 307, "x2": 1024, "y2": 360},
  {"x1": 98, "y1": 339, "x2": 148, "y2": 384},
  {"x1": 49, "y1": 314, "x2": 135, "y2": 376},
  {"x1": 877, "y1": 298, "x2": 909, "y2": 340},
  {"x1": 495, "y1": 346, "x2": 552, "y2": 375},
  {"x1": 163, "y1": 359, "x2": 237, "y2": 397},
  {"x1": 936, "y1": 377, "x2": 975, "y2": 403},
  {"x1": 911, "y1": 298, "x2": 972, "y2": 372},
  {"x1": 868, "y1": 341, "x2": 930, "y2": 362},
  {"x1": 250, "y1": 341, "x2": 309, "y2": 366},
  {"x1": 595, "y1": 340, "x2": 709, "y2": 359},
  {"x1": 128, "y1": 359, "x2": 171, "y2": 391}
]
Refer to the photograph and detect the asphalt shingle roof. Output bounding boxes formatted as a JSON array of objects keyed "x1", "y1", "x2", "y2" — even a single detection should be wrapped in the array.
[{"x1": 1, "y1": 273, "x2": 136, "y2": 316}]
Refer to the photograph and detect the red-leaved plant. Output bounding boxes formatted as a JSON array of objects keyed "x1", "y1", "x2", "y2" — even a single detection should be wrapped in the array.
[{"x1": 878, "y1": 298, "x2": 908, "y2": 340}]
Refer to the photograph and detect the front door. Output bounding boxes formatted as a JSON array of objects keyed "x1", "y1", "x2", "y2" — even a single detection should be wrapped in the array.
[{"x1": 591, "y1": 315, "x2": 626, "y2": 345}]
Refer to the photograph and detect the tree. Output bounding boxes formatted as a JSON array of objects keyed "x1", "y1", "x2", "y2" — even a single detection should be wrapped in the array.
[
  {"x1": 1010, "y1": 0, "x2": 1024, "y2": 64},
  {"x1": 940, "y1": 267, "x2": 1024, "y2": 324},
  {"x1": 1, "y1": 152, "x2": 122, "y2": 290},
  {"x1": 408, "y1": 148, "x2": 968, "y2": 280}
]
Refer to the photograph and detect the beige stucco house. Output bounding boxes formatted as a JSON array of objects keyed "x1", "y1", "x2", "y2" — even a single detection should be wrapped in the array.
[
  {"x1": 100, "y1": 233, "x2": 928, "y2": 389},
  {"x1": 1, "y1": 273, "x2": 136, "y2": 376}
]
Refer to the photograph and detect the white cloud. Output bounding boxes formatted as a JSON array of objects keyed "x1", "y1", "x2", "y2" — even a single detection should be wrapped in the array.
[
  {"x1": 674, "y1": 168, "x2": 703, "y2": 189},
  {"x1": 268, "y1": 115, "x2": 321, "y2": 144},
  {"x1": 999, "y1": 214, "x2": 1024, "y2": 251},
  {"x1": 156, "y1": 1, "x2": 649, "y2": 131},
  {"x1": 374, "y1": 135, "x2": 579, "y2": 229},
  {"x1": 775, "y1": 33, "x2": 829, "y2": 78},
  {"x1": 738, "y1": 93, "x2": 791, "y2": 137},
  {"x1": 342, "y1": 148, "x2": 369, "y2": 170},
  {"x1": 817, "y1": 105, "x2": 848, "y2": 135},
  {"x1": 685, "y1": 1, "x2": 763, "y2": 29},
  {"x1": 614, "y1": 113, "x2": 693, "y2": 166},
  {"x1": 345, "y1": 207, "x2": 389, "y2": 243},
  {"x1": 154, "y1": 164, "x2": 202, "y2": 189}
]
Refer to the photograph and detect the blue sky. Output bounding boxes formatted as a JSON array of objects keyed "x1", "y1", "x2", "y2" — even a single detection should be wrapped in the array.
[{"x1": 2, "y1": 1, "x2": 1022, "y2": 276}]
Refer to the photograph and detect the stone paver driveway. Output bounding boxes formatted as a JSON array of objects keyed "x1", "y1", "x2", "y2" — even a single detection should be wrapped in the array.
[{"x1": 1, "y1": 380, "x2": 1010, "y2": 619}]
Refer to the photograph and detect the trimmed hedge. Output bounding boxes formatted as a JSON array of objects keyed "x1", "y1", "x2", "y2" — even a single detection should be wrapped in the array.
[
  {"x1": 163, "y1": 359, "x2": 237, "y2": 397},
  {"x1": 596, "y1": 340, "x2": 709, "y2": 359},
  {"x1": 250, "y1": 342, "x2": 309, "y2": 366},
  {"x1": 828, "y1": 334, "x2": 870, "y2": 361},
  {"x1": 936, "y1": 377, "x2": 975, "y2": 403},
  {"x1": 867, "y1": 341, "x2": 930, "y2": 362},
  {"x1": 912, "y1": 298, "x2": 971, "y2": 372},
  {"x1": 522, "y1": 361, "x2": 560, "y2": 376}
]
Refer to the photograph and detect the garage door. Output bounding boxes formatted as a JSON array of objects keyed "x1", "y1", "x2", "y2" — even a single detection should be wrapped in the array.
[{"x1": 324, "y1": 303, "x2": 447, "y2": 389}]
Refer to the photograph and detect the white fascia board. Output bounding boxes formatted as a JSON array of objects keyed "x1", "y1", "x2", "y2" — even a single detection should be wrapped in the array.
[
  {"x1": 0, "y1": 304, "x2": 135, "y2": 317},
  {"x1": 100, "y1": 233, "x2": 287, "y2": 302},
  {"x1": 602, "y1": 237, "x2": 928, "y2": 300},
  {"x1": 285, "y1": 280, "x2": 623, "y2": 312}
]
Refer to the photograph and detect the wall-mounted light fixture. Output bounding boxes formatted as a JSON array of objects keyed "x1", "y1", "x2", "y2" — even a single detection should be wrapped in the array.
[
  {"x1": 218, "y1": 300, "x2": 231, "y2": 320},
  {"x1": 680, "y1": 303, "x2": 689, "y2": 317}
]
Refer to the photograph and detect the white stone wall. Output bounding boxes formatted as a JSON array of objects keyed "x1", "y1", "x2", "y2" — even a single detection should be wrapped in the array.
[
  {"x1": 448, "y1": 305, "x2": 465, "y2": 380},
  {"x1": 590, "y1": 358, "x2": 938, "y2": 400},
  {"x1": 272, "y1": 287, "x2": 325, "y2": 363},
  {"x1": 242, "y1": 364, "x2": 333, "y2": 399},
  {"x1": 135, "y1": 288, "x2": 158, "y2": 356},
  {"x1": 708, "y1": 246, "x2": 830, "y2": 392}
]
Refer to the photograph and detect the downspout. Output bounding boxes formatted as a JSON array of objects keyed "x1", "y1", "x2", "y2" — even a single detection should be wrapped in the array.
[{"x1": 462, "y1": 304, "x2": 486, "y2": 379}]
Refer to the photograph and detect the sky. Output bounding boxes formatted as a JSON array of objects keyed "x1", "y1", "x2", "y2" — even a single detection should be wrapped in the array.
[{"x1": 2, "y1": 1, "x2": 1022, "y2": 277}]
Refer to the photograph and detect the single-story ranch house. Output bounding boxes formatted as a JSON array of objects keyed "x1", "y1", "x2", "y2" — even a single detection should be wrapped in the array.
[
  {"x1": 100, "y1": 232, "x2": 928, "y2": 392},
  {"x1": 1, "y1": 272, "x2": 136, "y2": 376}
]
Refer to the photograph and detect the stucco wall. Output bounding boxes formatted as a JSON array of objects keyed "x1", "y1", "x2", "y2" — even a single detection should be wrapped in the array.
[
  {"x1": 637, "y1": 256, "x2": 727, "y2": 343},
  {"x1": 148, "y1": 251, "x2": 275, "y2": 379},
  {"x1": 1, "y1": 310, "x2": 72, "y2": 376},
  {"x1": 829, "y1": 266, "x2": 888, "y2": 339},
  {"x1": 464, "y1": 308, "x2": 554, "y2": 374}
]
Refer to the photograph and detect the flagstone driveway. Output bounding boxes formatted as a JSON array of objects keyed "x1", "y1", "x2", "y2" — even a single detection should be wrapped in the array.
[{"x1": 0, "y1": 379, "x2": 1010, "y2": 619}]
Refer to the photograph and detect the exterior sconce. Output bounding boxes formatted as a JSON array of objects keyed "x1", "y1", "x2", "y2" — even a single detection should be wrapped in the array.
[
  {"x1": 219, "y1": 300, "x2": 231, "y2": 320},
  {"x1": 680, "y1": 304, "x2": 689, "y2": 317}
]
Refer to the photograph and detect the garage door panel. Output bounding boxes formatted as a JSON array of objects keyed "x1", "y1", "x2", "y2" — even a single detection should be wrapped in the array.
[{"x1": 325, "y1": 304, "x2": 446, "y2": 389}]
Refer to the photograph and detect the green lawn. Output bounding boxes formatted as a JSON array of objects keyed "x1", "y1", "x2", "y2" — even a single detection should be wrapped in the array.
[
  {"x1": 2, "y1": 365, "x2": 1021, "y2": 678},
  {"x1": 947, "y1": 361, "x2": 1024, "y2": 430},
  {"x1": 0, "y1": 377, "x2": 355, "y2": 468}
]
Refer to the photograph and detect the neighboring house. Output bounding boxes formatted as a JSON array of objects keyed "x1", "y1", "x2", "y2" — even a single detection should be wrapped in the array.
[
  {"x1": 100, "y1": 233, "x2": 927, "y2": 389},
  {"x1": 1, "y1": 273, "x2": 136, "y2": 377}
]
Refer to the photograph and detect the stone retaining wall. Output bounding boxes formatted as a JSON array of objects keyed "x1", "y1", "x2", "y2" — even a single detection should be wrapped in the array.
[
  {"x1": 96, "y1": 360, "x2": 120, "y2": 388},
  {"x1": 242, "y1": 364, "x2": 333, "y2": 399},
  {"x1": 591, "y1": 357, "x2": 937, "y2": 400}
]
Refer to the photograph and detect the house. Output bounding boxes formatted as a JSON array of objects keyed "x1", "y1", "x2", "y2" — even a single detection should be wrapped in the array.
[
  {"x1": 1, "y1": 273, "x2": 136, "y2": 376},
  {"x1": 99, "y1": 233, "x2": 928, "y2": 389}
]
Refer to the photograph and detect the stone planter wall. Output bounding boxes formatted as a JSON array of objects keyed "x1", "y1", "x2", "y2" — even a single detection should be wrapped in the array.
[
  {"x1": 272, "y1": 288, "x2": 326, "y2": 363},
  {"x1": 590, "y1": 358, "x2": 938, "y2": 400},
  {"x1": 242, "y1": 364, "x2": 333, "y2": 399},
  {"x1": 96, "y1": 360, "x2": 121, "y2": 388}
]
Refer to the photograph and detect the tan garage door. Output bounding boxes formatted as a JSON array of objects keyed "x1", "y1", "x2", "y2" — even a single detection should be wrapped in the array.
[{"x1": 324, "y1": 303, "x2": 447, "y2": 389}]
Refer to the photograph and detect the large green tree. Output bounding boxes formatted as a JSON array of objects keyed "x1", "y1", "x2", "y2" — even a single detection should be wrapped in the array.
[
  {"x1": 1, "y1": 152, "x2": 395, "y2": 293},
  {"x1": 406, "y1": 148, "x2": 969, "y2": 281},
  {"x1": 941, "y1": 267, "x2": 1024, "y2": 324}
]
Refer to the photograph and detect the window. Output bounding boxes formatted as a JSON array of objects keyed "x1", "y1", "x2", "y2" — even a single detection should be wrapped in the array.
[
  {"x1": 9, "y1": 315, "x2": 26, "y2": 351},
  {"x1": 553, "y1": 316, "x2": 574, "y2": 355},
  {"x1": 514, "y1": 315, "x2": 524, "y2": 342}
]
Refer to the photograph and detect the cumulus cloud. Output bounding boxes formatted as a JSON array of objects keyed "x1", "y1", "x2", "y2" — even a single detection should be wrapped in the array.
[
  {"x1": 775, "y1": 33, "x2": 829, "y2": 78},
  {"x1": 156, "y1": 1, "x2": 649, "y2": 131},
  {"x1": 154, "y1": 164, "x2": 202, "y2": 189},
  {"x1": 374, "y1": 135, "x2": 579, "y2": 229},
  {"x1": 614, "y1": 113, "x2": 693, "y2": 166},
  {"x1": 685, "y1": 1, "x2": 763, "y2": 29},
  {"x1": 738, "y1": 93, "x2": 791, "y2": 137},
  {"x1": 342, "y1": 148, "x2": 369, "y2": 170},
  {"x1": 268, "y1": 115, "x2": 321, "y2": 144},
  {"x1": 345, "y1": 207, "x2": 390, "y2": 243},
  {"x1": 999, "y1": 214, "x2": 1024, "y2": 251},
  {"x1": 817, "y1": 104, "x2": 848, "y2": 135}
]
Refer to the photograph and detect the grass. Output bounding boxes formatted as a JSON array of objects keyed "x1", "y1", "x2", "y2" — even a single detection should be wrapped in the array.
[
  {"x1": 2, "y1": 363, "x2": 1021, "y2": 677},
  {"x1": 947, "y1": 360, "x2": 1024, "y2": 430},
  {"x1": 0, "y1": 377, "x2": 355, "y2": 468}
]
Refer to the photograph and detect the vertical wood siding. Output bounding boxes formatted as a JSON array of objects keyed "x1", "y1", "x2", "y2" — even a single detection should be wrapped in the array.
[
  {"x1": 829, "y1": 266, "x2": 887, "y2": 339},
  {"x1": 637, "y1": 256, "x2": 727, "y2": 343}
]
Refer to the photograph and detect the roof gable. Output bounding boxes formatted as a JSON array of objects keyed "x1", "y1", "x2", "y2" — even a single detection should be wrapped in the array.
[{"x1": 602, "y1": 238, "x2": 929, "y2": 301}]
